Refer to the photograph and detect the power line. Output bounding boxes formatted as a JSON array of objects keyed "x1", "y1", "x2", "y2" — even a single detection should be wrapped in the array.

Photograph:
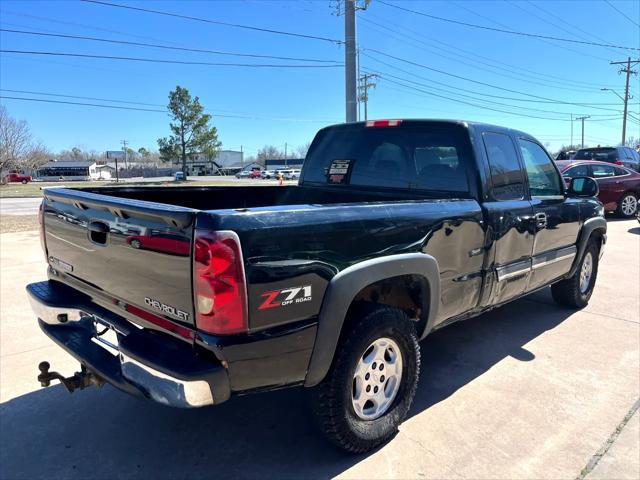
[
  {"x1": 80, "y1": 0, "x2": 342, "y2": 44},
  {"x1": 364, "y1": 11, "x2": 618, "y2": 89},
  {"x1": 377, "y1": 0, "x2": 639, "y2": 51},
  {"x1": 603, "y1": 0, "x2": 640, "y2": 28},
  {"x1": 360, "y1": 56, "x2": 633, "y2": 117},
  {"x1": 504, "y1": 0, "x2": 622, "y2": 58},
  {"x1": 0, "y1": 95, "x2": 341, "y2": 123},
  {"x1": 524, "y1": 0, "x2": 624, "y2": 55},
  {"x1": 0, "y1": 50, "x2": 345, "y2": 68},
  {"x1": 0, "y1": 88, "x2": 165, "y2": 107},
  {"x1": 0, "y1": 28, "x2": 341, "y2": 64},
  {"x1": 374, "y1": 76, "x2": 578, "y2": 122},
  {"x1": 451, "y1": 0, "x2": 610, "y2": 63},
  {"x1": 359, "y1": 17, "x2": 600, "y2": 94},
  {"x1": 363, "y1": 49, "x2": 626, "y2": 112},
  {"x1": 0, "y1": 95, "x2": 166, "y2": 112},
  {"x1": 360, "y1": 63, "x2": 622, "y2": 118}
]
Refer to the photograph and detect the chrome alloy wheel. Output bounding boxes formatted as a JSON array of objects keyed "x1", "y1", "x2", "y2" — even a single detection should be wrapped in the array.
[
  {"x1": 580, "y1": 252, "x2": 593, "y2": 294},
  {"x1": 351, "y1": 337, "x2": 403, "y2": 420},
  {"x1": 621, "y1": 195, "x2": 638, "y2": 216}
]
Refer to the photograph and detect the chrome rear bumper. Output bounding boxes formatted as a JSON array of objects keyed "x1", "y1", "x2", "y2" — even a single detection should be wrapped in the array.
[{"x1": 27, "y1": 281, "x2": 230, "y2": 408}]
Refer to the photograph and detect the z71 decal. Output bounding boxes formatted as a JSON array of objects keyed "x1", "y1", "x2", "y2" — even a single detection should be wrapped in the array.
[{"x1": 259, "y1": 285, "x2": 312, "y2": 310}]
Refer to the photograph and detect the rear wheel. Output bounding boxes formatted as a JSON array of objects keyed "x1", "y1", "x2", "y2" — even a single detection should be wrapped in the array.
[
  {"x1": 551, "y1": 239, "x2": 599, "y2": 308},
  {"x1": 130, "y1": 239, "x2": 141, "y2": 249},
  {"x1": 21, "y1": 179, "x2": 27, "y2": 184},
  {"x1": 307, "y1": 305, "x2": 420, "y2": 453},
  {"x1": 617, "y1": 193, "x2": 638, "y2": 218}
]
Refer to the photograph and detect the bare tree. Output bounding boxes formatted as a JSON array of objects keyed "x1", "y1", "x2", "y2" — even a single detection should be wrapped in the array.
[
  {"x1": 624, "y1": 136, "x2": 639, "y2": 148},
  {"x1": 0, "y1": 105, "x2": 33, "y2": 172},
  {"x1": 295, "y1": 141, "x2": 312, "y2": 159},
  {"x1": 256, "y1": 145, "x2": 284, "y2": 162},
  {"x1": 21, "y1": 142, "x2": 52, "y2": 171}
]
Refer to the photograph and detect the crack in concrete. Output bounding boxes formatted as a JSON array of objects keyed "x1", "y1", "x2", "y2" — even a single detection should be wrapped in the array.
[{"x1": 576, "y1": 398, "x2": 640, "y2": 480}]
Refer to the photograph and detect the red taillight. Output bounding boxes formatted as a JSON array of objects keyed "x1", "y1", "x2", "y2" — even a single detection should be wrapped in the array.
[
  {"x1": 615, "y1": 160, "x2": 623, "y2": 165},
  {"x1": 193, "y1": 230, "x2": 248, "y2": 335},
  {"x1": 365, "y1": 119, "x2": 403, "y2": 127},
  {"x1": 38, "y1": 202, "x2": 47, "y2": 260}
]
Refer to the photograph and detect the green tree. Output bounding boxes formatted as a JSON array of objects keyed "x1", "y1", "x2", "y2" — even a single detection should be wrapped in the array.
[{"x1": 157, "y1": 86, "x2": 221, "y2": 173}]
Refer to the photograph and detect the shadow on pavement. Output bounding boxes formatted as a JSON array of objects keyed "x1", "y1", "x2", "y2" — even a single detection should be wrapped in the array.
[
  {"x1": 0, "y1": 289, "x2": 573, "y2": 479},
  {"x1": 628, "y1": 227, "x2": 640, "y2": 235}
]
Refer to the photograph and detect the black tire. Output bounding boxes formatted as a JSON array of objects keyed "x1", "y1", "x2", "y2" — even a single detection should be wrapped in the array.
[
  {"x1": 307, "y1": 305, "x2": 420, "y2": 453},
  {"x1": 551, "y1": 239, "x2": 599, "y2": 308},
  {"x1": 616, "y1": 192, "x2": 638, "y2": 218}
]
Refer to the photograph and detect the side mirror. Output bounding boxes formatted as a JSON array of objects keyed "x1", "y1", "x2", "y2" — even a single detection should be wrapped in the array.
[{"x1": 568, "y1": 176, "x2": 599, "y2": 197}]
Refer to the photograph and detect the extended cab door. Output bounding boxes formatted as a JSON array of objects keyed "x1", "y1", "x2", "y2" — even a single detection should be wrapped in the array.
[
  {"x1": 480, "y1": 131, "x2": 535, "y2": 305},
  {"x1": 516, "y1": 138, "x2": 580, "y2": 291}
]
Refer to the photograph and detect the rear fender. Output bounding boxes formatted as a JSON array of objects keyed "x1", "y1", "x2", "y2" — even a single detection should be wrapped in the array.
[{"x1": 304, "y1": 253, "x2": 440, "y2": 387}]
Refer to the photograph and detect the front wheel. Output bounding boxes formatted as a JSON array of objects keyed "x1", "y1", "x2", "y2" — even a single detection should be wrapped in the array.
[
  {"x1": 551, "y1": 239, "x2": 599, "y2": 308},
  {"x1": 21, "y1": 179, "x2": 27, "y2": 184},
  {"x1": 617, "y1": 193, "x2": 638, "y2": 218},
  {"x1": 307, "y1": 305, "x2": 420, "y2": 453}
]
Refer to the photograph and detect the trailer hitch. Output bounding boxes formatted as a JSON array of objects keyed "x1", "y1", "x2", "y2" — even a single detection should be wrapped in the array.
[{"x1": 38, "y1": 361, "x2": 105, "y2": 393}]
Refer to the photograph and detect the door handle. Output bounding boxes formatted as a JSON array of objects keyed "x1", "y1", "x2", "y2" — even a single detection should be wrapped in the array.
[{"x1": 535, "y1": 212, "x2": 548, "y2": 229}]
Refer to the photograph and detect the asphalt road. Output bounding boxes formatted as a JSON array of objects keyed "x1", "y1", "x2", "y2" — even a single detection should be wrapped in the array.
[
  {"x1": 0, "y1": 197, "x2": 42, "y2": 216},
  {"x1": 0, "y1": 220, "x2": 638, "y2": 479}
]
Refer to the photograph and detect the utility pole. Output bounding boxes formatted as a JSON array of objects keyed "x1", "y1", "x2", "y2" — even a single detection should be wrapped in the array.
[
  {"x1": 284, "y1": 142, "x2": 287, "y2": 168},
  {"x1": 358, "y1": 73, "x2": 379, "y2": 121},
  {"x1": 121, "y1": 139, "x2": 128, "y2": 171},
  {"x1": 575, "y1": 116, "x2": 590, "y2": 148},
  {"x1": 570, "y1": 113, "x2": 573, "y2": 147},
  {"x1": 609, "y1": 58, "x2": 639, "y2": 146},
  {"x1": 344, "y1": 0, "x2": 357, "y2": 123}
]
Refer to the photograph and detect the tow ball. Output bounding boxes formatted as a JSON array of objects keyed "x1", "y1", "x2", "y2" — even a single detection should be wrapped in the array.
[{"x1": 37, "y1": 361, "x2": 105, "y2": 393}]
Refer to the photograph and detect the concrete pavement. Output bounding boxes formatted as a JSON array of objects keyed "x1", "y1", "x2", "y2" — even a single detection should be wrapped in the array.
[{"x1": 0, "y1": 219, "x2": 638, "y2": 479}]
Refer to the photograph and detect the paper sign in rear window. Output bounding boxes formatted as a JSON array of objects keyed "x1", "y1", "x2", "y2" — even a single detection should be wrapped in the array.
[{"x1": 327, "y1": 159, "x2": 353, "y2": 184}]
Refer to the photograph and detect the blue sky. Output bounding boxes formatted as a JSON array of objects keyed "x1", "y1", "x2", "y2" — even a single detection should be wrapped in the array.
[{"x1": 1, "y1": 0, "x2": 639, "y2": 157}]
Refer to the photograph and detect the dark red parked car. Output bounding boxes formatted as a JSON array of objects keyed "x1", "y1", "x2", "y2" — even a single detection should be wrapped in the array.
[
  {"x1": 3, "y1": 172, "x2": 32, "y2": 184},
  {"x1": 557, "y1": 160, "x2": 640, "y2": 217}
]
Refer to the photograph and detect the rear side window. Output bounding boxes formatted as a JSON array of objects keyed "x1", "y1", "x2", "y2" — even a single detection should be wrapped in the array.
[
  {"x1": 482, "y1": 132, "x2": 524, "y2": 200},
  {"x1": 303, "y1": 123, "x2": 471, "y2": 193},
  {"x1": 518, "y1": 139, "x2": 563, "y2": 197},
  {"x1": 591, "y1": 164, "x2": 616, "y2": 177},
  {"x1": 564, "y1": 164, "x2": 590, "y2": 177},
  {"x1": 615, "y1": 167, "x2": 629, "y2": 176}
]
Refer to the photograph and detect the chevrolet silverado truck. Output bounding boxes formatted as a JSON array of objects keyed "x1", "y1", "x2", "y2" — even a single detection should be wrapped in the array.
[{"x1": 28, "y1": 120, "x2": 606, "y2": 453}]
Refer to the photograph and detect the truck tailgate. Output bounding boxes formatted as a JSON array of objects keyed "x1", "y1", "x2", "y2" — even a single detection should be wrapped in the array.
[{"x1": 42, "y1": 188, "x2": 197, "y2": 327}]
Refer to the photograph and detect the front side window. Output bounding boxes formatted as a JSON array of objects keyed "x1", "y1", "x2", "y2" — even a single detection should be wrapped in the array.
[
  {"x1": 518, "y1": 139, "x2": 563, "y2": 197},
  {"x1": 591, "y1": 164, "x2": 616, "y2": 178},
  {"x1": 482, "y1": 132, "x2": 524, "y2": 200}
]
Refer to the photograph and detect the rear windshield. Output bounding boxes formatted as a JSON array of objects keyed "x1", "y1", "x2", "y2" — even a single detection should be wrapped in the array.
[
  {"x1": 574, "y1": 148, "x2": 618, "y2": 161},
  {"x1": 302, "y1": 122, "x2": 472, "y2": 193}
]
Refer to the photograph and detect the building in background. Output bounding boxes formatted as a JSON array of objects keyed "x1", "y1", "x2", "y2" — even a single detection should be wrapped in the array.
[
  {"x1": 265, "y1": 158, "x2": 305, "y2": 171},
  {"x1": 36, "y1": 160, "x2": 97, "y2": 181},
  {"x1": 173, "y1": 150, "x2": 243, "y2": 176}
]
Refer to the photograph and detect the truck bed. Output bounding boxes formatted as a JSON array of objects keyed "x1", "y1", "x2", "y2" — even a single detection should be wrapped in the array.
[{"x1": 77, "y1": 184, "x2": 444, "y2": 210}]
